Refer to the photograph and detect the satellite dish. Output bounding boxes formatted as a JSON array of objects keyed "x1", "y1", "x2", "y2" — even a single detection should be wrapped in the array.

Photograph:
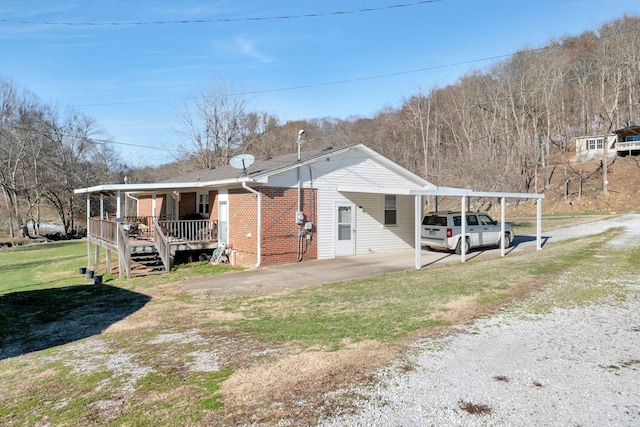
[{"x1": 229, "y1": 154, "x2": 255, "y2": 175}]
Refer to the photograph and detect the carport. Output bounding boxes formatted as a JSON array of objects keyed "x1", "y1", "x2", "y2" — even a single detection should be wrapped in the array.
[{"x1": 411, "y1": 189, "x2": 545, "y2": 269}]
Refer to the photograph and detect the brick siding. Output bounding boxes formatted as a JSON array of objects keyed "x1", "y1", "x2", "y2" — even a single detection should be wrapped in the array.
[
  {"x1": 179, "y1": 192, "x2": 196, "y2": 218},
  {"x1": 228, "y1": 186, "x2": 317, "y2": 267}
]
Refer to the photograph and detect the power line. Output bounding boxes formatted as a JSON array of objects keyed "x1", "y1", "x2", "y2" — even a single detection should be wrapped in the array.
[
  {"x1": 0, "y1": 1, "x2": 442, "y2": 26},
  {"x1": 74, "y1": 52, "x2": 517, "y2": 108}
]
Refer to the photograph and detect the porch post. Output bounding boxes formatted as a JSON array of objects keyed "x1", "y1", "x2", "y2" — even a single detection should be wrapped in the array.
[
  {"x1": 116, "y1": 190, "x2": 122, "y2": 221},
  {"x1": 86, "y1": 194, "x2": 91, "y2": 267},
  {"x1": 415, "y1": 194, "x2": 422, "y2": 270},
  {"x1": 116, "y1": 190, "x2": 123, "y2": 279},
  {"x1": 100, "y1": 193, "x2": 111, "y2": 272}
]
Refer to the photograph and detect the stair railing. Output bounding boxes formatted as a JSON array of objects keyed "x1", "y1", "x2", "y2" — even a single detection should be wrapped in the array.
[
  {"x1": 117, "y1": 223, "x2": 132, "y2": 279},
  {"x1": 153, "y1": 220, "x2": 171, "y2": 272}
]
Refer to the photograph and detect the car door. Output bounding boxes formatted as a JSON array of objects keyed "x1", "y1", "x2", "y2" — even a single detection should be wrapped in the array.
[
  {"x1": 478, "y1": 213, "x2": 500, "y2": 246},
  {"x1": 466, "y1": 214, "x2": 480, "y2": 247}
]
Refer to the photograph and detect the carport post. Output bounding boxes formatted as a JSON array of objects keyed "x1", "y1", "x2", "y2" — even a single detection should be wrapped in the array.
[
  {"x1": 500, "y1": 197, "x2": 506, "y2": 257},
  {"x1": 461, "y1": 196, "x2": 467, "y2": 262},
  {"x1": 415, "y1": 195, "x2": 422, "y2": 270},
  {"x1": 536, "y1": 198, "x2": 542, "y2": 250}
]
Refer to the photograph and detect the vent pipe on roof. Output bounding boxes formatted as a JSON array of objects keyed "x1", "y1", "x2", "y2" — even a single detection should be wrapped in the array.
[{"x1": 297, "y1": 129, "x2": 305, "y2": 161}]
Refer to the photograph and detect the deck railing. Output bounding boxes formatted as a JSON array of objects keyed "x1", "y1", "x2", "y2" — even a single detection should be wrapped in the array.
[
  {"x1": 157, "y1": 219, "x2": 217, "y2": 242},
  {"x1": 117, "y1": 224, "x2": 132, "y2": 279},
  {"x1": 154, "y1": 221, "x2": 170, "y2": 272},
  {"x1": 88, "y1": 218, "x2": 118, "y2": 247},
  {"x1": 87, "y1": 217, "x2": 217, "y2": 278},
  {"x1": 617, "y1": 140, "x2": 640, "y2": 151}
]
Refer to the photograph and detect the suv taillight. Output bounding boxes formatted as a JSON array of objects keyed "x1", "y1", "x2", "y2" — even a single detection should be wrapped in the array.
[{"x1": 446, "y1": 228, "x2": 453, "y2": 238}]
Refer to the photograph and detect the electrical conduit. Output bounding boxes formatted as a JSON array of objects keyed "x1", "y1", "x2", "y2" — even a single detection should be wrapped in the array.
[{"x1": 242, "y1": 181, "x2": 262, "y2": 268}]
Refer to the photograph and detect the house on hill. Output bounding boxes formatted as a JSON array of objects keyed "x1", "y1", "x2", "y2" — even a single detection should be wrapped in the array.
[
  {"x1": 75, "y1": 143, "x2": 440, "y2": 275},
  {"x1": 574, "y1": 125, "x2": 640, "y2": 162}
]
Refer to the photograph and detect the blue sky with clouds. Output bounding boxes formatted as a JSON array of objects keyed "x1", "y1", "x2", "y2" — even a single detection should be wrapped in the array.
[{"x1": 1, "y1": 1, "x2": 638, "y2": 166}]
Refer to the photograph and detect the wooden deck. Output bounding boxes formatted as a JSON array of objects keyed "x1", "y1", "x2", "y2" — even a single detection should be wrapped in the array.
[{"x1": 87, "y1": 217, "x2": 218, "y2": 278}]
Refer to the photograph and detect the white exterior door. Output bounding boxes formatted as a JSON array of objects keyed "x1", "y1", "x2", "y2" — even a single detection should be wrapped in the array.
[
  {"x1": 335, "y1": 203, "x2": 355, "y2": 256},
  {"x1": 218, "y1": 201, "x2": 228, "y2": 244},
  {"x1": 166, "y1": 193, "x2": 179, "y2": 220}
]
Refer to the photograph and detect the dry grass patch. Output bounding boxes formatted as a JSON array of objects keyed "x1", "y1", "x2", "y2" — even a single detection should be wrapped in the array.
[{"x1": 219, "y1": 341, "x2": 396, "y2": 424}]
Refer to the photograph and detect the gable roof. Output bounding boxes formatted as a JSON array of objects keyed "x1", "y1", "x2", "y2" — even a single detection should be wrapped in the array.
[
  {"x1": 75, "y1": 144, "x2": 434, "y2": 195},
  {"x1": 163, "y1": 145, "x2": 348, "y2": 184}
]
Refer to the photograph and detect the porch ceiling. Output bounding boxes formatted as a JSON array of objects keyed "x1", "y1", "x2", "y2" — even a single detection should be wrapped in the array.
[{"x1": 74, "y1": 178, "x2": 250, "y2": 195}]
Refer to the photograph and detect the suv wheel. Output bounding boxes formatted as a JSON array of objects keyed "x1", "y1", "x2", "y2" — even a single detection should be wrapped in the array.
[{"x1": 455, "y1": 238, "x2": 470, "y2": 255}]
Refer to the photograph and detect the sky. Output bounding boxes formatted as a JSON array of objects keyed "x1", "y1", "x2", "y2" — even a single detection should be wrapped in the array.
[{"x1": 1, "y1": 0, "x2": 639, "y2": 167}]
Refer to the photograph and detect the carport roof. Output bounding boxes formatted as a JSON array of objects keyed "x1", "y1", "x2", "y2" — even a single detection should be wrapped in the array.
[{"x1": 409, "y1": 189, "x2": 544, "y2": 199}]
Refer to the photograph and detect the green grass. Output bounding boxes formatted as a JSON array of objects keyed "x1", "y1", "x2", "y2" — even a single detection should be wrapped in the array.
[
  {"x1": 510, "y1": 214, "x2": 612, "y2": 236},
  {"x1": 0, "y1": 239, "x2": 239, "y2": 293},
  {"x1": 218, "y1": 230, "x2": 619, "y2": 349},
  {"x1": 188, "y1": 370, "x2": 234, "y2": 410},
  {"x1": 0, "y1": 240, "x2": 89, "y2": 294}
]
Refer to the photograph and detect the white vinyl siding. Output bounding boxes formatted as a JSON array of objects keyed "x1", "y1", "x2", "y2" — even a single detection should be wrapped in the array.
[
  {"x1": 263, "y1": 148, "x2": 424, "y2": 259},
  {"x1": 312, "y1": 152, "x2": 419, "y2": 258}
]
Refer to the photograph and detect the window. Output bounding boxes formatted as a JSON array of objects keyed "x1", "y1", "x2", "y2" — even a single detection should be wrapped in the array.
[
  {"x1": 384, "y1": 195, "x2": 397, "y2": 226},
  {"x1": 466, "y1": 215, "x2": 479, "y2": 226},
  {"x1": 596, "y1": 138, "x2": 603, "y2": 149},
  {"x1": 587, "y1": 139, "x2": 596, "y2": 150},
  {"x1": 478, "y1": 214, "x2": 496, "y2": 226},
  {"x1": 197, "y1": 192, "x2": 209, "y2": 215}
]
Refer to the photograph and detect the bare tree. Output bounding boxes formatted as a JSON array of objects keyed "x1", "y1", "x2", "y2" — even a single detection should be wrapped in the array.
[
  {"x1": 0, "y1": 78, "x2": 43, "y2": 238},
  {"x1": 41, "y1": 108, "x2": 102, "y2": 236},
  {"x1": 176, "y1": 80, "x2": 252, "y2": 170}
]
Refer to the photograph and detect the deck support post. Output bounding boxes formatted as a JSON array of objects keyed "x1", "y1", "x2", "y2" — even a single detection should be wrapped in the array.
[{"x1": 86, "y1": 194, "x2": 91, "y2": 267}]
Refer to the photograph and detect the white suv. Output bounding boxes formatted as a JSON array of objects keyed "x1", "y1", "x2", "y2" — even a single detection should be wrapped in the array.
[{"x1": 421, "y1": 211, "x2": 514, "y2": 254}]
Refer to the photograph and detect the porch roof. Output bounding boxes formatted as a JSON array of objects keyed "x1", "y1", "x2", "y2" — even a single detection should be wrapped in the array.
[{"x1": 614, "y1": 125, "x2": 640, "y2": 137}]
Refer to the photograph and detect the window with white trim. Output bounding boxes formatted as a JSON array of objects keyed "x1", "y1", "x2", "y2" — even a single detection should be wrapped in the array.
[
  {"x1": 197, "y1": 191, "x2": 209, "y2": 215},
  {"x1": 384, "y1": 194, "x2": 397, "y2": 226}
]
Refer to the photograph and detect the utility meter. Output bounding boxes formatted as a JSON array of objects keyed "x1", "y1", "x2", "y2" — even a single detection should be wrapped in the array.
[{"x1": 295, "y1": 211, "x2": 305, "y2": 224}]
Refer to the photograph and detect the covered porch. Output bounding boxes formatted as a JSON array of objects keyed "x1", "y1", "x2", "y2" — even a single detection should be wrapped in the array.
[{"x1": 76, "y1": 185, "x2": 219, "y2": 279}]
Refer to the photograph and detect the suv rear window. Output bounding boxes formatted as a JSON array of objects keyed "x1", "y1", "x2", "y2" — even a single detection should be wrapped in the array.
[{"x1": 423, "y1": 215, "x2": 447, "y2": 226}]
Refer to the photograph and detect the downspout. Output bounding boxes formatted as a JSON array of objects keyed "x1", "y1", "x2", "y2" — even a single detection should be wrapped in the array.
[
  {"x1": 296, "y1": 130, "x2": 305, "y2": 262},
  {"x1": 242, "y1": 181, "x2": 262, "y2": 268}
]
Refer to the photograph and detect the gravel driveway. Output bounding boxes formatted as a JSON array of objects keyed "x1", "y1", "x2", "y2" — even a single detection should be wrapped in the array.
[{"x1": 319, "y1": 215, "x2": 640, "y2": 426}]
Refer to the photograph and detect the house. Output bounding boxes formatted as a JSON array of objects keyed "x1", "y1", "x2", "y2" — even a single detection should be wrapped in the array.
[
  {"x1": 574, "y1": 126, "x2": 640, "y2": 162},
  {"x1": 614, "y1": 125, "x2": 640, "y2": 157},
  {"x1": 75, "y1": 144, "x2": 439, "y2": 275},
  {"x1": 574, "y1": 133, "x2": 617, "y2": 162}
]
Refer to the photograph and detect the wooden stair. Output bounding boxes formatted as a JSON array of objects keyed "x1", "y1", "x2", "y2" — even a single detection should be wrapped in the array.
[{"x1": 130, "y1": 245, "x2": 166, "y2": 277}]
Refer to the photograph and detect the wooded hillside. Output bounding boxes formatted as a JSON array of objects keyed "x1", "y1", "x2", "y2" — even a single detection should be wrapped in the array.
[{"x1": 2, "y1": 14, "x2": 640, "y2": 238}]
